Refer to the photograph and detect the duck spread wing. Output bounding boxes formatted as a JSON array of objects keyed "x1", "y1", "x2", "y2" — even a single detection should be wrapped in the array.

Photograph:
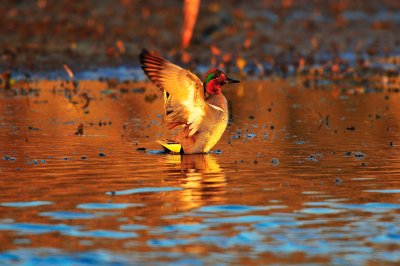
[{"x1": 140, "y1": 49, "x2": 206, "y2": 136}]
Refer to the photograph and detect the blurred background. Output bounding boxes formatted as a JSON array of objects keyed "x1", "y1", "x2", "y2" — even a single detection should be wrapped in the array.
[
  {"x1": 0, "y1": 0, "x2": 399, "y2": 82},
  {"x1": 1, "y1": 2, "x2": 400, "y2": 265}
]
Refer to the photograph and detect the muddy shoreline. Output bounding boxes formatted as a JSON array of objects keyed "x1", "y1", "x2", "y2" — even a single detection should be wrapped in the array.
[{"x1": 1, "y1": 1, "x2": 399, "y2": 80}]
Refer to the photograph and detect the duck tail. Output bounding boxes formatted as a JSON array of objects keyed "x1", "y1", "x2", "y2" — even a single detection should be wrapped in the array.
[{"x1": 156, "y1": 139, "x2": 182, "y2": 153}]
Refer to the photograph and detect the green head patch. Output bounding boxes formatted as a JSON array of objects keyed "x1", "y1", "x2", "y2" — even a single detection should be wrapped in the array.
[{"x1": 203, "y1": 68, "x2": 222, "y2": 88}]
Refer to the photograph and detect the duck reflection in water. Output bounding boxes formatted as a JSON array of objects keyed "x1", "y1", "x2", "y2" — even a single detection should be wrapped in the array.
[{"x1": 163, "y1": 154, "x2": 226, "y2": 210}]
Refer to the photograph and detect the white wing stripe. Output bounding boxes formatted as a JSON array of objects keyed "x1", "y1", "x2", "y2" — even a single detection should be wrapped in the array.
[{"x1": 209, "y1": 104, "x2": 224, "y2": 112}]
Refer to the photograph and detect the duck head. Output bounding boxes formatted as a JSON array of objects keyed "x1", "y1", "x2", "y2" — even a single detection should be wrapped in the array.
[{"x1": 203, "y1": 68, "x2": 240, "y2": 95}]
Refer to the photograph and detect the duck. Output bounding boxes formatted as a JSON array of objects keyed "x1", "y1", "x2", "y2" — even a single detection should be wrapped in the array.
[{"x1": 140, "y1": 49, "x2": 239, "y2": 154}]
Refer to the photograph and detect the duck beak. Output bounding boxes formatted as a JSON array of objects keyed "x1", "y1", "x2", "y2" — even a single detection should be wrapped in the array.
[{"x1": 226, "y1": 77, "x2": 240, "y2": 84}]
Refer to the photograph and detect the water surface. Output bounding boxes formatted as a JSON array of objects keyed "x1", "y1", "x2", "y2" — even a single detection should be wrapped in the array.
[{"x1": 0, "y1": 80, "x2": 399, "y2": 265}]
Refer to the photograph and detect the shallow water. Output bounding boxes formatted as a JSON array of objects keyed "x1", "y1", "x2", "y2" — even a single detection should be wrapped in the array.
[{"x1": 0, "y1": 80, "x2": 399, "y2": 265}]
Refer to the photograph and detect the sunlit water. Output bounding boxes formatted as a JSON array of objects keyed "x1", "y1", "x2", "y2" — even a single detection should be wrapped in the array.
[{"x1": 0, "y1": 79, "x2": 399, "y2": 265}]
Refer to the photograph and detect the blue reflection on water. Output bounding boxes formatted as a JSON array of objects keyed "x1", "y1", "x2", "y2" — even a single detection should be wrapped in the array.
[
  {"x1": 299, "y1": 208, "x2": 344, "y2": 214},
  {"x1": 120, "y1": 224, "x2": 148, "y2": 231},
  {"x1": 0, "y1": 205, "x2": 399, "y2": 265},
  {"x1": 364, "y1": 189, "x2": 400, "y2": 193},
  {"x1": 40, "y1": 211, "x2": 118, "y2": 220},
  {"x1": 66, "y1": 230, "x2": 137, "y2": 239},
  {"x1": 305, "y1": 201, "x2": 400, "y2": 213},
  {"x1": 106, "y1": 187, "x2": 183, "y2": 196},
  {"x1": 77, "y1": 203, "x2": 144, "y2": 210},
  {"x1": 161, "y1": 223, "x2": 209, "y2": 232},
  {"x1": 0, "y1": 222, "x2": 137, "y2": 239},
  {"x1": 0, "y1": 223, "x2": 80, "y2": 235},
  {"x1": 197, "y1": 204, "x2": 284, "y2": 213},
  {"x1": 148, "y1": 238, "x2": 191, "y2": 248},
  {"x1": 0, "y1": 201, "x2": 52, "y2": 207},
  {"x1": 0, "y1": 248, "x2": 131, "y2": 266},
  {"x1": 204, "y1": 215, "x2": 274, "y2": 224}
]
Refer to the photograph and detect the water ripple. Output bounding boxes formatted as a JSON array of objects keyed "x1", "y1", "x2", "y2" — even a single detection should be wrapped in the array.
[
  {"x1": 0, "y1": 248, "x2": 132, "y2": 266},
  {"x1": 106, "y1": 187, "x2": 183, "y2": 196},
  {"x1": 77, "y1": 203, "x2": 144, "y2": 210},
  {"x1": 65, "y1": 229, "x2": 137, "y2": 239},
  {"x1": 40, "y1": 211, "x2": 118, "y2": 220},
  {"x1": 364, "y1": 189, "x2": 400, "y2": 194},
  {"x1": 0, "y1": 201, "x2": 52, "y2": 207},
  {"x1": 196, "y1": 204, "x2": 285, "y2": 213},
  {"x1": 0, "y1": 223, "x2": 80, "y2": 235}
]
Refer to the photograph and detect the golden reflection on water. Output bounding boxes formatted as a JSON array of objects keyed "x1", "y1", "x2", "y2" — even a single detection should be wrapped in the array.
[{"x1": 163, "y1": 154, "x2": 226, "y2": 210}]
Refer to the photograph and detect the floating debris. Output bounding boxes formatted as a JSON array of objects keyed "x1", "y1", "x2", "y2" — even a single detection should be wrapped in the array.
[
  {"x1": 132, "y1": 88, "x2": 145, "y2": 94},
  {"x1": 245, "y1": 133, "x2": 256, "y2": 139},
  {"x1": 2, "y1": 155, "x2": 16, "y2": 161},
  {"x1": 344, "y1": 151, "x2": 352, "y2": 156},
  {"x1": 119, "y1": 88, "x2": 129, "y2": 94},
  {"x1": 335, "y1": 177, "x2": 343, "y2": 185},
  {"x1": 307, "y1": 154, "x2": 318, "y2": 162},
  {"x1": 27, "y1": 159, "x2": 39, "y2": 165},
  {"x1": 318, "y1": 113, "x2": 330, "y2": 129},
  {"x1": 307, "y1": 153, "x2": 323, "y2": 162},
  {"x1": 210, "y1": 149, "x2": 222, "y2": 154},
  {"x1": 144, "y1": 94, "x2": 158, "y2": 103},
  {"x1": 270, "y1": 158, "x2": 279, "y2": 166},
  {"x1": 354, "y1": 152, "x2": 366, "y2": 160},
  {"x1": 75, "y1": 123, "x2": 84, "y2": 135}
]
